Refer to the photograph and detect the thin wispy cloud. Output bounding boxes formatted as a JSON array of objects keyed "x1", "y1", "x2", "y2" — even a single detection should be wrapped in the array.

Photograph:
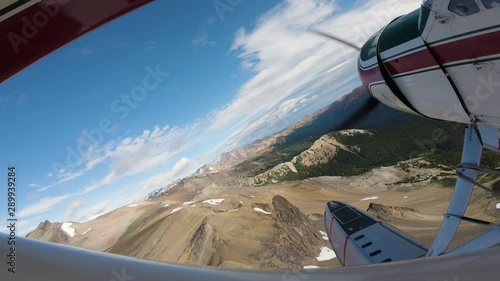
[
  {"x1": 17, "y1": 220, "x2": 35, "y2": 237},
  {"x1": 38, "y1": 170, "x2": 85, "y2": 192},
  {"x1": 139, "y1": 157, "x2": 191, "y2": 191},
  {"x1": 143, "y1": 40, "x2": 160, "y2": 51},
  {"x1": 191, "y1": 14, "x2": 221, "y2": 49},
  {"x1": 18, "y1": 195, "x2": 69, "y2": 218},
  {"x1": 16, "y1": 93, "x2": 31, "y2": 104},
  {"x1": 79, "y1": 172, "x2": 117, "y2": 195},
  {"x1": 85, "y1": 200, "x2": 111, "y2": 222},
  {"x1": 21, "y1": 0, "x2": 422, "y2": 224},
  {"x1": 0, "y1": 93, "x2": 31, "y2": 106},
  {"x1": 192, "y1": 29, "x2": 216, "y2": 48},
  {"x1": 40, "y1": 121, "x2": 204, "y2": 195},
  {"x1": 68, "y1": 46, "x2": 93, "y2": 56},
  {"x1": 41, "y1": 0, "x2": 419, "y2": 194},
  {"x1": 207, "y1": 0, "x2": 419, "y2": 147},
  {"x1": 116, "y1": 40, "x2": 160, "y2": 52},
  {"x1": 65, "y1": 200, "x2": 84, "y2": 221}
]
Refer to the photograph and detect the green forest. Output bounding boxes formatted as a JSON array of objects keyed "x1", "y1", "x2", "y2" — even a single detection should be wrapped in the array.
[
  {"x1": 254, "y1": 117, "x2": 500, "y2": 185},
  {"x1": 239, "y1": 87, "x2": 500, "y2": 185}
]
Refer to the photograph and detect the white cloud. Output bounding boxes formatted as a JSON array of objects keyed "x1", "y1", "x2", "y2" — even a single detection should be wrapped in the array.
[
  {"x1": 16, "y1": 93, "x2": 30, "y2": 104},
  {"x1": 206, "y1": 0, "x2": 420, "y2": 148},
  {"x1": 212, "y1": 4, "x2": 337, "y2": 133},
  {"x1": 104, "y1": 124, "x2": 198, "y2": 178},
  {"x1": 79, "y1": 47, "x2": 93, "y2": 56},
  {"x1": 68, "y1": 193, "x2": 142, "y2": 223},
  {"x1": 143, "y1": 40, "x2": 160, "y2": 52},
  {"x1": 116, "y1": 40, "x2": 160, "y2": 52},
  {"x1": 40, "y1": 122, "x2": 202, "y2": 194},
  {"x1": 85, "y1": 200, "x2": 111, "y2": 222},
  {"x1": 66, "y1": 201, "x2": 84, "y2": 221},
  {"x1": 38, "y1": 171, "x2": 85, "y2": 192},
  {"x1": 139, "y1": 157, "x2": 191, "y2": 192},
  {"x1": 192, "y1": 29, "x2": 216, "y2": 48},
  {"x1": 74, "y1": 125, "x2": 199, "y2": 195},
  {"x1": 192, "y1": 15, "x2": 219, "y2": 49},
  {"x1": 79, "y1": 172, "x2": 117, "y2": 195},
  {"x1": 68, "y1": 46, "x2": 93, "y2": 56},
  {"x1": 28, "y1": 183, "x2": 40, "y2": 187},
  {"x1": 17, "y1": 220, "x2": 38, "y2": 237},
  {"x1": 17, "y1": 220, "x2": 31, "y2": 228},
  {"x1": 171, "y1": 157, "x2": 190, "y2": 177},
  {"x1": 18, "y1": 195, "x2": 69, "y2": 218},
  {"x1": 61, "y1": 200, "x2": 114, "y2": 223},
  {"x1": 31, "y1": 0, "x2": 421, "y2": 207}
]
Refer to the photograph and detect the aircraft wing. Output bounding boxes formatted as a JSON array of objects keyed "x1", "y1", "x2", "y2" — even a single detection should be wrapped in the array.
[
  {"x1": 324, "y1": 201, "x2": 429, "y2": 266},
  {"x1": 0, "y1": 0, "x2": 153, "y2": 84},
  {"x1": 1, "y1": 233, "x2": 499, "y2": 281}
]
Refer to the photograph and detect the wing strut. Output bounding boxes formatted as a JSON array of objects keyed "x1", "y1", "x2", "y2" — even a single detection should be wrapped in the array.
[{"x1": 426, "y1": 118, "x2": 500, "y2": 256}]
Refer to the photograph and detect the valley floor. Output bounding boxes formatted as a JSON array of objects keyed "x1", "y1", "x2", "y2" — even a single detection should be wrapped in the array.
[{"x1": 27, "y1": 160, "x2": 500, "y2": 269}]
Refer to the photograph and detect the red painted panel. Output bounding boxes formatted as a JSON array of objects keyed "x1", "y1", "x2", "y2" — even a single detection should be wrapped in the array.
[
  {"x1": 433, "y1": 29, "x2": 500, "y2": 64},
  {"x1": 358, "y1": 62, "x2": 384, "y2": 88},
  {"x1": 380, "y1": 29, "x2": 500, "y2": 77},
  {"x1": 343, "y1": 235, "x2": 350, "y2": 266},
  {"x1": 0, "y1": 0, "x2": 153, "y2": 84},
  {"x1": 384, "y1": 49, "x2": 436, "y2": 76}
]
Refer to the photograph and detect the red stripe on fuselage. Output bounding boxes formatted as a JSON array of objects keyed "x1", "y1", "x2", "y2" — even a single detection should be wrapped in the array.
[
  {"x1": 329, "y1": 216, "x2": 334, "y2": 242},
  {"x1": 358, "y1": 28, "x2": 500, "y2": 86},
  {"x1": 433, "y1": 30, "x2": 500, "y2": 64},
  {"x1": 343, "y1": 235, "x2": 350, "y2": 266},
  {"x1": 0, "y1": 0, "x2": 153, "y2": 84},
  {"x1": 383, "y1": 29, "x2": 500, "y2": 76},
  {"x1": 384, "y1": 48, "x2": 436, "y2": 76},
  {"x1": 358, "y1": 62, "x2": 384, "y2": 88}
]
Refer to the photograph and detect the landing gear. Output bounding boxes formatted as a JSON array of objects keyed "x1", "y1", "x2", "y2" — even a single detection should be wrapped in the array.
[{"x1": 427, "y1": 119, "x2": 500, "y2": 257}]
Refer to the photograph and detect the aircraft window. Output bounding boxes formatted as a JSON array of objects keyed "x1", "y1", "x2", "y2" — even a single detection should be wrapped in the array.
[
  {"x1": 333, "y1": 206, "x2": 362, "y2": 224},
  {"x1": 481, "y1": 0, "x2": 500, "y2": 8},
  {"x1": 328, "y1": 201, "x2": 344, "y2": 212},
  {"x1": 332, "y1": 206, "x2": 377, "y2": 236},
  {"x1": 448, "y1": 0, "x2": 480, "y2": 16},
  {"x1": 422, "y1": 0, "x2": 434, "y2": 9}
]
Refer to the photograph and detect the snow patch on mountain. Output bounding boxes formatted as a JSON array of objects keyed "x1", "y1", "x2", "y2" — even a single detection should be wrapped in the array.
[{"x1": 61, "y1": 223, "x2": 75, "y2": 237}]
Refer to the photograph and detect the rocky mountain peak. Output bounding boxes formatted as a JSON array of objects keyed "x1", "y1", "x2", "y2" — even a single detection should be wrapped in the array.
[
  {"x1": 268, "y1": 195, "x2": 323, "y2": 268},
  {"x1": 26, "y1": 221, "x2": 69, "y2": 243},
  {"x1": 367, "y1": 203, "x2": 421, "y2": 222}
]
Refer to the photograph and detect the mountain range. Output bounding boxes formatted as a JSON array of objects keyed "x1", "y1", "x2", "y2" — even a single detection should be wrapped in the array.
[{"x1": 26, "y1": 85, "x2": 500, "y2": 269}]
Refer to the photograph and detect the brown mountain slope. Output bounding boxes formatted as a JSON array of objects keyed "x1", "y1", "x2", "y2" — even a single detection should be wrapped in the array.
[
  {"x1": 106, "y1": 194, "x2": 328, "y2": 268},
  {"x1": 26, "y1": 221, "x2": 69, "y2": 244},
  {"x1": 257, "y1": 195, "x2": 324, "y2": 268},
  {"x1": 26, "y1": 160, "x2": 499, "y2": 269},
  {"x1": 26, "y1": 203, "x2": 151, "y2": 252}
]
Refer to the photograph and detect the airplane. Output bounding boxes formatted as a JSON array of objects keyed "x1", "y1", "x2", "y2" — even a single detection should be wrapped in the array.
[
  {"x1": 318, "y1": 0, "x2": 500, "y2": 267},
  {"x1": 0, "y1": 0, "x2": 499, "y2": 280}
]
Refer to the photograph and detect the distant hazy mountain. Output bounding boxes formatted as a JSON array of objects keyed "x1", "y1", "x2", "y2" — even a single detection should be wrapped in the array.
[
  {"x1": 26, "y1": 85, "x2": 500, "y2": 270},
  {"x1": 271, "y1": 86, "x2": 416, "y2": 149},
  {"x1": 145, "y1": 86, "x2": 418, "y2": 200},
  {"x1": 137, "y1": 84, "x2": 497, "y2": 201},
  {"x1": 28, "y1": 193, "x2": 334, "y2": 269}
]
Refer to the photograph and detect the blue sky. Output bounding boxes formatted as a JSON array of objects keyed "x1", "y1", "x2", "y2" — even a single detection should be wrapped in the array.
[{"x1": 0, "y1": 0, "x2": 421, "y2": 235}]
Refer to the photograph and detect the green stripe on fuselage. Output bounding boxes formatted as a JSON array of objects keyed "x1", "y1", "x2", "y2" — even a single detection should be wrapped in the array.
[
  {"x1": 0, "y1": 0, "x2": 31, "y2": 18},
  {"x1": 359, "y1": 32, "x2": 379, "y2": 64},
  {"x1": 360, "y1": 9, "x2": 421, "y2": 64},
  {"x1": 419, "y1": 6, "x2": 431, "y2": 34},
  {"x1": 379, "y1": 9, "x2": 421, "y2": 52}
]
